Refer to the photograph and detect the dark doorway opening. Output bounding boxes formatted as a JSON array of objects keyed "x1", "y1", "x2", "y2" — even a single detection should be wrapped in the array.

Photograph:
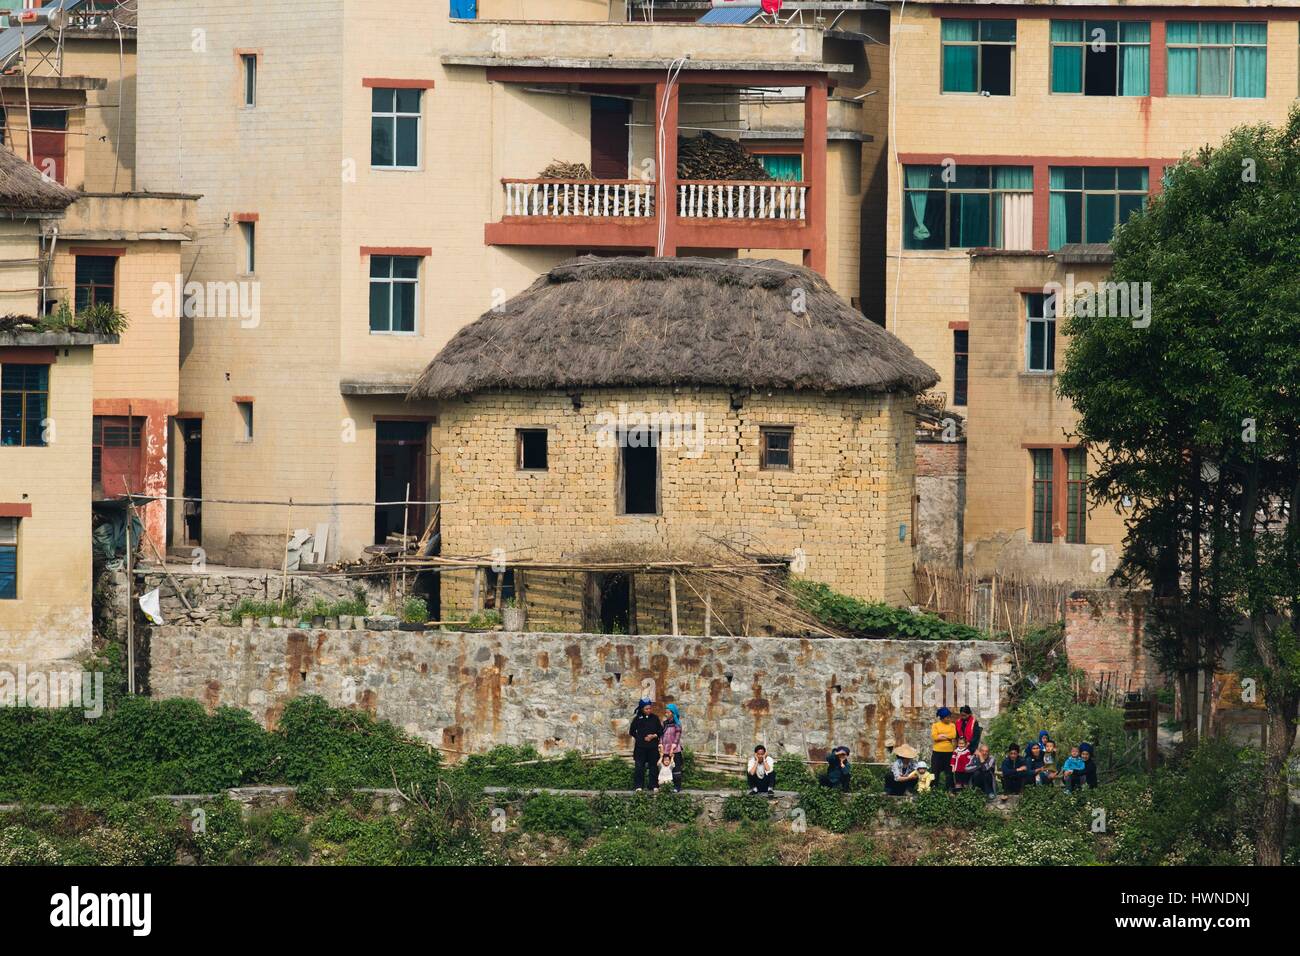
[
  {"x1": 585, "y1": 572, "x2": 634, "y2": 634},
  {"x1": 590, "y1": 95, "x2": 631, "y2": 180},
  {"x1": 375, "y1": 420, "x2": 428, "y2": 545},
  {"x1": 181, "y1": 419, "x2": 202, "y2": 545},
  {"x1": 1084, "y1": 45, "x2": 1119, "y2": 95}
]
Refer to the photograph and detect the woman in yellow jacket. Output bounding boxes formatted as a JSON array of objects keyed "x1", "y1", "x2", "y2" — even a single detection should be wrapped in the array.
[{"x1": 930, "y1": 707, "x2": 957, "y2": 792}]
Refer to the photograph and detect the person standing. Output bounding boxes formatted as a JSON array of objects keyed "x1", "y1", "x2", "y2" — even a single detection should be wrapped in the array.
[
  {"x1": 930, "y1": 707, "x2": 957, "y2": 792},
  {"x1": 629, "y1": 698, "x2": 663, "y2": 792},
  {"x1": 956, "y1": 705, "x2": 982, "y2": 753},
  {"x1": 659, "y1": 703, "x2": 684, "y2": 792}
]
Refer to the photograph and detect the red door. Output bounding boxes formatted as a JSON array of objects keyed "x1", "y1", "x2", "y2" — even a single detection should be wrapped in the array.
[{"x1": 30, "y1": 109, "x2": 67, "y2": 184}]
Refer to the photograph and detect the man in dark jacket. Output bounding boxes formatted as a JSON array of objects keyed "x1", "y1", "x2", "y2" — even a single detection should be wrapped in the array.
[
  {"x1": 628, "y1": 699, "x2": 663, "y2": 791},
  {"x1": 1000, "y1": 744, "x2": 1027, "y2": 798}
]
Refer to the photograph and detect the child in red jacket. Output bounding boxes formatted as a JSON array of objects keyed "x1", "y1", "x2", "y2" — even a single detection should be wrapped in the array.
[{"x1": 951, "y1": 737, "x2": 974, "y2": 790}]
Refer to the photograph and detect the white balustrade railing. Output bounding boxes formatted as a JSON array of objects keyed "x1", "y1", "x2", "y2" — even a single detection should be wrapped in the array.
[
  {"x1": 502, "y1": 179, "x2": 655, "y2": 218},
  {"x1": 677, "y1": 180, "x2": 808, "y2": 221}
]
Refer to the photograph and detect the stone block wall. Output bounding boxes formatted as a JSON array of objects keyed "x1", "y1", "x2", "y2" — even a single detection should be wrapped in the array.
[
  {"x1": 1064, "y1": 589, "x2": 1156, "y2": 690},
  {"x1": 150, "y1": 626, "x2": 1012, "y2": 763}
]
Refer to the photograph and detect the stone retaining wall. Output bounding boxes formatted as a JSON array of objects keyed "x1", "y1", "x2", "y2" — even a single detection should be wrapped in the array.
[{"x1": 150, "y1": 626, "x2": 1013, "y2": 762}]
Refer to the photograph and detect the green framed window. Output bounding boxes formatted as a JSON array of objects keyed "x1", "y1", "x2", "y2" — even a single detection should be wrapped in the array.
[
  {"x1": 1167, "y1": 22, "x2": 1266, "y2": 98},
  {"x1": 1031, "y1": 449, "x2": 1054, "y2": 543},
  {"x1": 1065, "y1": 447, "x2": 1088, "y2": 544},
  {"x1": 941, "y1": 19, "x2": 1016, "y2": 95},
  {"x1": 1, "y1": 364, "x2": 48, "y2": 447},
  {"x1": 371, "y1": 88, "x2": 422, "y2": 169},
  {"x1": 1025, "y1": 292, "x2": 1057, "y2": 373},
  {"x1": 1048, "y1": 166, "x2": 1148, "y2": 249},
  {"x1": 1050, "y1": 20, "x2": 1150, "y2": 95},
  {"x1": 368, "y1": 255, "x2": 419, "y2": 333},
  {"x1": 903, "y1": 164, "x2": 1033, "y2": 250}
]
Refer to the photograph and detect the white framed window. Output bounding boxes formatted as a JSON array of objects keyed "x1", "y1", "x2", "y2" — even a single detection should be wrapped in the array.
[
  {"x1": 368, "y1": 255, "x2": 420, "y2": 334},
  {"x1": 242, "y1": 54, "x2": 258, "y2": 107},
  {"x1": 371, "y1": 88, "x2": 422, "y2": 169},
  {"x1": 1025, "y1": 292, "x2": 1057, "y2": 373},
  {"x1": 238, "y1": 221, "x2": 256, "y2": 274}
]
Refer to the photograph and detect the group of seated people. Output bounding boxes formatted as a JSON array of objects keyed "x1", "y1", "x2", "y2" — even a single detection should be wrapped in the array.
[
  {"x1": 745, "y1": 710, "x2": 1099, "y2": 801},
  {"x1": 884, "y1": 708, "x2": 1099, "y2": 800}
]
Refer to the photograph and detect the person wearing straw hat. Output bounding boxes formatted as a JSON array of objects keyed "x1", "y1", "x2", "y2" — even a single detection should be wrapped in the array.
[{"x1": 885, "y1": 743, "x2": 920, "y2": 795}]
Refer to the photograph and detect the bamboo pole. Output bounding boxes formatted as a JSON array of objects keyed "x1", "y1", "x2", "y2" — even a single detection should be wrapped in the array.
[{"x1": 669, "y1": 572, "x2": 679, "y2": 636}]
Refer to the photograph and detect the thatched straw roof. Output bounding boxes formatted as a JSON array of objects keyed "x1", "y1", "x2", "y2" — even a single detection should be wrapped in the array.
[
  {"x1": 409, "y1": 257, "x2": 938, "y2": 400},
  {"x1": 0, "y1": 148, "x2": 78, "y2": 213}
]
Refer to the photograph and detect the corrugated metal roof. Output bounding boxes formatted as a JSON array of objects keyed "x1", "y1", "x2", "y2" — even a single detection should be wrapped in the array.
[
  {"x1": 0, "y1": 0, "x2": 91, "y2": 72},
  {"x1": 698, "y1": 5, "x2": 762, "y2": 25}
]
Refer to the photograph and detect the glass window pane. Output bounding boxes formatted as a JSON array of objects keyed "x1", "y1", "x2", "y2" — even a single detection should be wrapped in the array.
[
  {"x1": 369, "y1": 282, "x2": 390, "y2": 332},
  {"x1": 370, "y1": 255, "x2": 391, "y2": 279},
  {"x1": 392, "y1": 282, "x2": 416, "y2": 333},
  {"x1": 1051, "y1": 166, "x2": 1082, "y2": 190},
  {"x1": 1084, "y1": 166, "x2": 1116, "y2": 189},
  {"x1": 994, "y1": 166, "x2": 1033, "y2": 190},
  {"x1": 371, "y1": 116, "x2": 394, "y2": 166},
  {"x1": 1120, "y1": 21, "x2": 1150, "y2": 42},
  {"x1": 1050, "y1": 20, "x2": 1083, "y2": 42},
  {"x1": 941, "y1": 19, "x2": 978, "y2": 41},
  {"x1": 1167, "y1": 47, "x2": 1199, "y2": 94},
  {"x1": 371, "y1": 88, "x2": 394, "y2": 112},
  {"x1": 393, "y1": 256, "x2": 420, "y2": 280},
  {"x1": 1199, "y1": 46, "x2": 1231, "y2": 95},
  {"x1": 1029, "y1": 322, "x2": 1045, "y2": 370},
  {"x1": 395, "y1": 116, "x2": 419, "y2": 166},
  {"x1": 1201, "y1": 21, "x2": 1233, "y2": 45},
  {"x1": 950, "y1": 192, "x2": 991, "y2": 247},
  {"x1": 1234, "y1": 45, "x2": 1266, "y2": 98},
  {"x1": 1085, "y1": 193, "x2": 1117, "y2": 243},
  {"x1": 1166, "y1": 21, "x2": 1199, "y2": 44},
  {"x1": 396, "y1": 88, "x2": 422, "y2": 113},
  {"x1": 980, "y1": 19, "x2": 1015, "y2": 42},
  {"x1": 1234, "y1": 22, "x2": 1266, "y2": 45},
  {"x1": 951, "y1": 165, "x2": 990, "y2": 189},
  {"x1": 1052, "y1": 45, "x2": 1083, "y2": 92},
  {"x1": 942, "y1": 45, "x2": 979, "y2": 93},
  {"x1": 1116, "y1": 166, "x2": 1148, "y2": 191}
]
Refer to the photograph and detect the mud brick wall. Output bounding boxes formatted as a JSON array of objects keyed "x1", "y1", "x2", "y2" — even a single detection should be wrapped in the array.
[
  {"x1": 1064, "y1": 589, "x2": 1157, "y2": 690},
  {"x1": 150, "y1": 626, "x2": 1012, "y2": 762},
  {"x1": 915, "y1": 436, "x2": 965, "y2": 568},
  {"x1": 438, "y1": 386, "x2": 918, "y2": 611}
]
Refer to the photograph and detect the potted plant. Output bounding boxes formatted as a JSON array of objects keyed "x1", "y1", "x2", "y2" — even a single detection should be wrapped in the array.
[
  {"x1": 502, "y1": 598, "x2": 526, "y2": 632},
  {"x1": 400, "y1": 597, "x2": 429, "y2": 632}
]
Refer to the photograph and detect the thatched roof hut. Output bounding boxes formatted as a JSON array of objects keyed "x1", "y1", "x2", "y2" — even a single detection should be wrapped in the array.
[
  {"x1": 0, "y1": 148, "x2": 78, "y2": 214},
  {"x1": 409, "y1": 257, "x2": 938, "y2": 401}
]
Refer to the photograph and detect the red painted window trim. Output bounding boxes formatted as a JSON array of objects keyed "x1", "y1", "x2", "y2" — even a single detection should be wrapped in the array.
[
  {"x1": 232, "y1": 395, "x2": 254, "y2": 404},
  {"x1": 70, "y1": 246, "x2": 125, "y2": 258},
  {"x1": 373, "y1": 415, "x2": 438, "y2": 423},
  {"x1": 932, "y1": 6, "x2": 1291, "y2": 20},
  {"x1": 948, "y1": 320, "x2": 970, "y2": 331},
  {"x1": 360, "y1": 246, "x2": 432, "y2": 258},
  {"x1": 363, "y1": 78, "x2": 435, "y2": 90},
  {"x1": 233, "y1": 212, "x2": 259, "y2": 223},
  {"x1": 0, "y1": 347, "x2": 56, "y2": 364},
  {"x1": 0, "y1": 504, "x2": 32, "y2": 519}
]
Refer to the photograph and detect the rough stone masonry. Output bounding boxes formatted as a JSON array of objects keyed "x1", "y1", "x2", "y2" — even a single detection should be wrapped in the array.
[{"x1": 150, "y1": 627, "x2": 1012, "y2": 762}]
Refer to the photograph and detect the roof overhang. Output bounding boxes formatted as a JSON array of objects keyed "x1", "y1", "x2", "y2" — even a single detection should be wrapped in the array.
[
  {"x1": 444, "y1": 55, "x2": 851, "y2": 74},
  {"x1": 0, "y1": 330, "x2": 118, "y2": 347},
  {"x1": 341, "y1": 378, "x2": 418, "y2": 397}
]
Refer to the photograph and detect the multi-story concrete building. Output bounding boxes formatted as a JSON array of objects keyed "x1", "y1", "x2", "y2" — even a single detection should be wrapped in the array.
[
  {"x1": 0, "y1": 146, "x2": 116, "y2": 669},
  {"x1": 0, "y1": 0, "x2": 197, "y2": 554},
  {"x1": 883, "y1": 0, "x2": 1297, "y2": 580},
  {"x1": 134, "y1": 0, "x2": 891, "y2": 568}
]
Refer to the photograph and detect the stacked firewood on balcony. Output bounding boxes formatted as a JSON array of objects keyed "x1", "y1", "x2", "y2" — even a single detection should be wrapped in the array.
[{"x1": 677, "y1": 131, "x2": 772, "y2": 181}]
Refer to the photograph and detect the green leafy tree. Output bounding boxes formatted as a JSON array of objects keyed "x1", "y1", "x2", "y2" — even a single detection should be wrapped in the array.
[{"x1": 1057, "y1": 108, "x2": 1300, "y2": 865}]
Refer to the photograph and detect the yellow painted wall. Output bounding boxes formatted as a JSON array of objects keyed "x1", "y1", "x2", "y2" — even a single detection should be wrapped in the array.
[
  {"x1": 963, "y1": 253, "x2": 1126, "y2": 582},
  {"x1": 0, "y1": 342, "x2": 97, "y2": 668}
]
